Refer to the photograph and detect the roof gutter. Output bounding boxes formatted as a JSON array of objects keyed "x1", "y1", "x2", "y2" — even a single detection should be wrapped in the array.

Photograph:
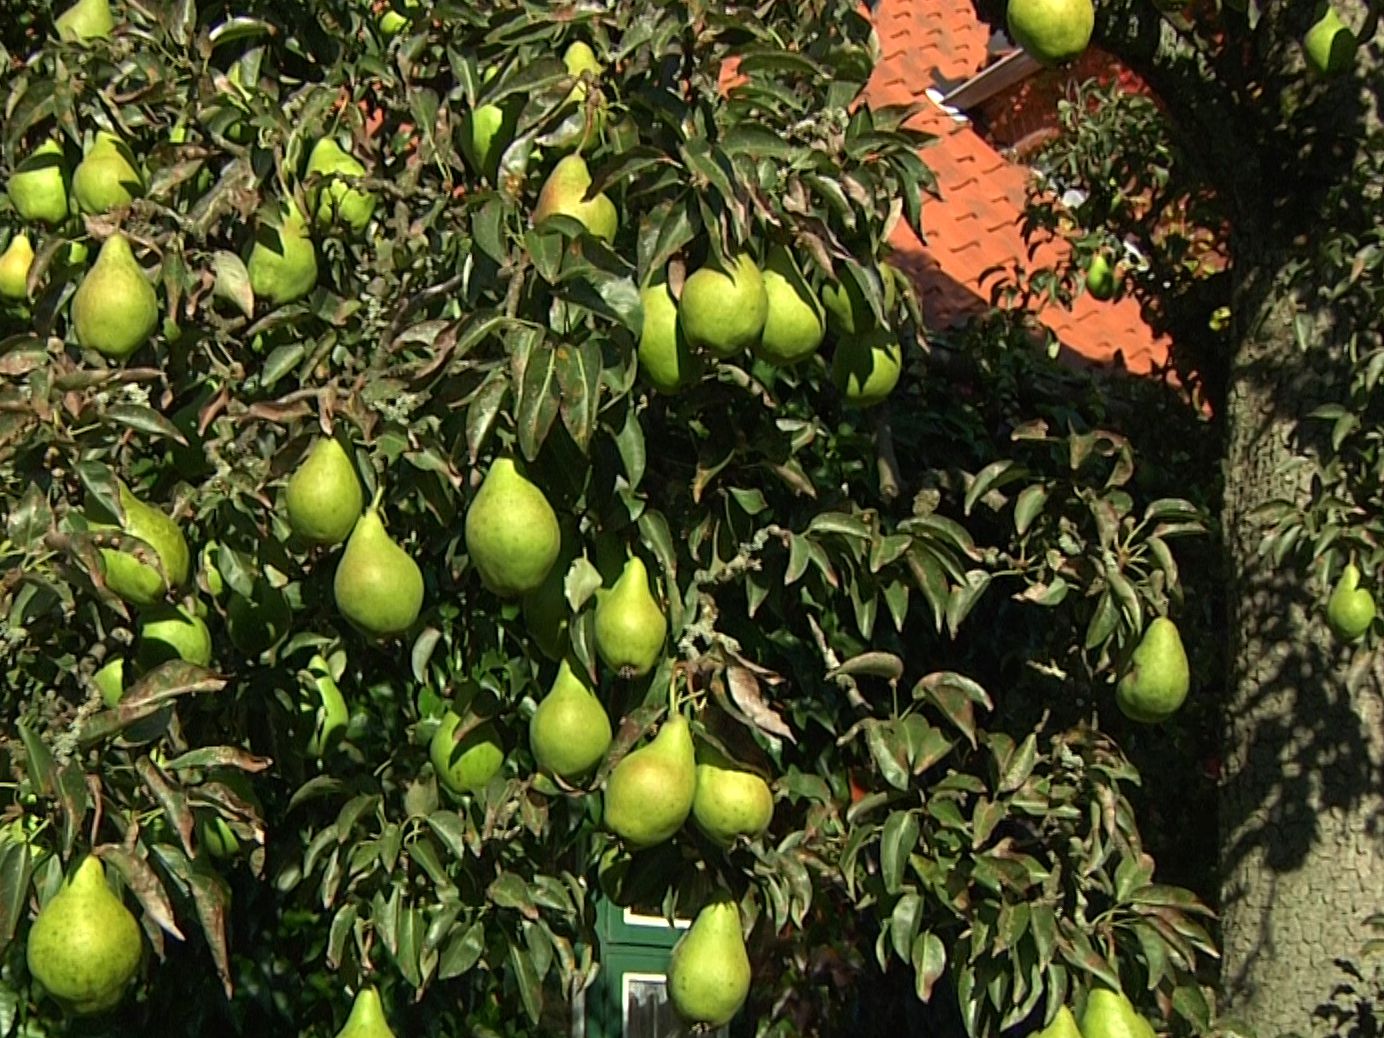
[{"x1": 939, "y1": 48, "x2": 1043, "y2": 112}]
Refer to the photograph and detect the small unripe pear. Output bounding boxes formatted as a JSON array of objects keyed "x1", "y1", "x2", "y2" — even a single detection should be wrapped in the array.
[
  {"x1": 1303, "y1": 4, "x2": 1357, "y2": 77},
  {"x1": 667, "y1": 897, "x2": 751, "y2": 1028},
  {"x1": 248, "y1": 201, "x2": 318, "y2": 307},
  {"x1": 93, "y1": 657, "x2": 125, "y2": 708},
  {"x1": 55, "y1": 0, "x2": 116, "y2": 42},
  {"x1": 594, "y1": 555, "x2": 667, "y2": 679},
  {"x1": 7, "y1": 140, "x2": 69, "y2": 225},
  {"x1": 1327, "y1": 563, "x2": 1375, "y2": 642},
  {"x1": 336, "y1": 986, "x2": 398, "y2": 1038},
  {"x1": 529, "y1": 660, "x2": 612, "y2": 779},
  {"x1": 0, "y1": 234, "x2": 35, "y2": 301},
  {"x1": 464, "y1": 458, "x2": 561, "y2": 598},
  {"x1": 285, "y1": 437, "x2": 364, "y2": 546},
  {"x1": 604, "y1": 713, "x2": 696, "y2": 847},
  {"x1": 72, "y1": 133, "x2": 143, "y2": 215},
  {"x1": 71, "y1": 233, "x2": 159, "y2": 359},
  {"x1": 333, "y1": 505, "x2": 424, "y2": 638},
  {"x1": 1115, "y1": 617, "x2": 1190, "y2": 723}
]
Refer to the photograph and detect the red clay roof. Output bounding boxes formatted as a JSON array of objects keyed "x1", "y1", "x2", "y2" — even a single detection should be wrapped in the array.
[{"x1": 867, "y1": 0, "x2": 1172, "y2": 374}]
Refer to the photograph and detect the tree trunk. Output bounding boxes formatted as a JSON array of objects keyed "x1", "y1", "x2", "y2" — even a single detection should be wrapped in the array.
[{"x1": 1220, "y1": 248, "x2": 1384, "y2": 1037}]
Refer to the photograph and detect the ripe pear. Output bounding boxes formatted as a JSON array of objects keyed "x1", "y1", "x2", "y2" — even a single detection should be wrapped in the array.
[
  {"x1": 72, "y1": 133, "x2": 142, "y2": 215},
  {"x1": 755, "y1": 248, "x2": 825, "y2": 366},
  {"x1": 306, "y1": 138, "x2": 376, "y2": 234},
  {"x1": 55, "y1": 0, "x2": 115, "y2": 41},
  {"x1": 594, "y1": 555, "x2": 667, "y2": 679},
  {"x1": 431, "y1": 713, "x2": 505, "y2": 794},
  {"x1": 1036, "y1": 1006, "x2": 1085, "y2": 1038},
  {"x1": 96, "y1": 482, "x2": 190, "y2": 606},
  {"x1": 248, "y1": 201, "x2": 318, "y2": 307},
  {"x1": 532, "y1": 155, "x2": 617, "y2": 243},
  {"x1": 680, "y1": 254, "x2": 769, "y2": 358},
  {"x1": 1327, "y1": 563, "x2": 1375, "y2": 642},
  {"x1": 1080, "y1": 988, "x2": 1150, "y2": 1038},
  {"x1": 285, "y1": 437, "x2": 364, "y2": 546},
  {"x1": 0, "y1": 234, "x2": 35, "y2": 301},
  {"x1": 1115, "y1": 617, "x2": 1190, "y2": 723},
  {"x1": 1303, "y1": 4, "x2": 1356, "y2": 77},
  {"x1": 464, "y1": 458, "x2": 561, "y2": 598},
  {"x1": 333, "y1": 505, "x2": 424, "y2": 638},
  {"x1": 1086, "y1": 253, "x2": 1117, "y2": 301},
  {"x1": 137, "y1": 603, "x2": 212, "y2": 668},
  {"x1": 691, "y1": 745, "x2": 774, "y2": 844},
  {"x1": 530, "y1": 659, "x2": 612, "y2": 779},
  {"x1": 26, "y1": 856, "x2": 142, "y2": 1016},
  {"x1": 667, "y1": 897, "x2": 752, "y2": 1028},
  {"x1": 336, "y1": 987, "x2": 397, "y2": 1038},
  {"x1": 8, "y1": 139, "x2": 69, "y2": 225},
  {"x1": 1006, "y1": 0, "x2": 1095, "y2": 67},
  {"x1": 831, "y1": 329, "x2": 903, "y2": 407},
  {"x1": 71, "y1": 233, "x2": 159, "y2": 359},
  {"x1": 93, "y1": 657, "x2": 125, "y2": 708},
  {"x1": 603, "y1": 712, "x2": 696, "y2": 846},
  {"x1": 638, "y1": 274, "x2": 701, "y2": 393}
]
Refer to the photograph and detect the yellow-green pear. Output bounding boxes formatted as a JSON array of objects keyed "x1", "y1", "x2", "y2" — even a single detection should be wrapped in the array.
[
  {"x1": 530, "y1": 659, "x2": 612, "y2": 779},
  {"x1": 667, "y1": 897, "x2": 751, "y2": 1028},
  {"x1": 1086, "y1": 253, "x2": 1117, "y2": 301},
  {"x1": 532, "y1": 155, "x2": 617, "y2": 242},
  {"x1": 680, "y1": 253, "x2": 769, "y2": 358},
  {"x1": 95, "y1": 482, "x2": 190, "y2": 606},
  {"x1": 564, "y1": 41, "x2": 602, "y2": 91},
  {"x1": 305, "y1": 138, "x2": 376, "y2": 233},
  {"x1": 336, "y1": 987, "x2": 397, "y2": 1038},
  {"x1": 248, "y1": 201, "x2": 318, "y2": 307},
  {"x1": 93, "y1": 657, "x2": 125, "y2": 708},
  {"x1": 55, "y1": 0, "x2": 115, "y2": 41},
  {"x1": 285, "y1": 437, "x2": 364, "y2": 546},
  {"x1": 594, "y1": 555, "x2": 667, "y2": 679},
  {"x1": 464, "y1": 458, "x2": 561, "y2": 598},
  {"x1": 26, "y1": 856, "x2": 142, "y2": 1016},
  {"x1": 755, "y1": 248, "x2": 825, "y2": 366},
  {"x1": 638, "y1": 274, "x2": 701, "y2": 393},
  {"x1": 1327, "y1": 562, "x2": 1375, "y2": 642},
  {"x1": 1303, "y1": 4, "x2": 1356, "y2": 77},
  {"x1": 1115, "y1": 617, "x2": 1190, "y2": 723},
  {"x1": 604, "y1": 712, "x2": 696, "y2": 846},
  {"x1": 1036, "y1": 1005, "x2": 1085, "y2": 1038},
  {"x1": 460, "y1": 68, "x2": 522, "y2": 182},
  {"x1": 0, "y1": 234, "x2": 35, "y2": 301},
  {"x1": 1080, "y1": 988, "x2": 1148, "y2": 1038},
  {"x1": 1006, "y1": 0, "x2": 1095, "y2": 67},
  {"x1": 71, "y1": 232, "x2": 159, "y2": 359},
  {"x1": 831, "y1": 329, "x2": 903, "y2": 407},
  {"x1": 72, "y1": 133, "x2": 143, "y2": 215},
  {"x1": 7, "y1": 140, "x2": 69, "y2": 225},
  {"x1": 557, "y1": 41, "x2": 606, "y2": 143},
  {"x1": 431, "y1": 713, "x2": 505, "y2": 795},
  {"x1": 691, "y1": 745, "x2": 774, "y2": 844},
  {"x1": 137, "y1": 603, "x2": 212, "y2": 668},
  {"x1": 332, "y1": 504, "x2": 424, "y2": 638},
  {"x1": 304, "y1": 654, "x2": 349, "y2": 757}
]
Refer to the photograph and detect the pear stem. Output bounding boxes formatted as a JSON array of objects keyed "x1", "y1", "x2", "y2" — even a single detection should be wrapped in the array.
[{"x1": 369, "y1": 485, "x2": 384, "y2": 515}]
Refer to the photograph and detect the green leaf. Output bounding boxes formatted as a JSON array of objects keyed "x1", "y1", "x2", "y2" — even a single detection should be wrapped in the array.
[
  {"x1": 912, "y1": 931, "x2": 947, "y2": 1002},
  {"x1": 880, "y1": 810, "x2": 919, "y2": 894},
  {"x1": 439, "y1": 920, "x2": 486, "y2": 979}
]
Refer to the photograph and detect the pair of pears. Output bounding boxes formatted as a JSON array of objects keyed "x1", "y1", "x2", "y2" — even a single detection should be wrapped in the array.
[
  {"x1": 821, "y1": 264, "x2": 904, "y2": 407},
  {"x1": 1038, "y1": 988, "x2": 1159, "y2": 1038},
  {"x1": 603, "y1": 712, "x2": 774, "y2": 848}
]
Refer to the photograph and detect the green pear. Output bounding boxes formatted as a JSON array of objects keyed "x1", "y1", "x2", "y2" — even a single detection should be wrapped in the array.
[
  {"x1": 667, "y1": 897, "x2": 752, "y2": 1028},
  {"x1": 55, "y1": 0, "x2": 115, "y2": 41},
  {"x1": 137, "y1": 603, "x2": 212, "y2": 668},
  {"x1": 26, "y1": 856, "x2": 142, "y2": 1016},
  {"x1": 1006, "y1": 0, "x2": 1095, "y2": 67},
  {"x1": 95, "y1": 482, "x2": 190, "y2": 606},
  {"x1": 336, "y1": 987, "x2": 397, "y2": 1038},
  {"x1": 333, "y1": 505, "x2": 424, "y2": 638},
  {"x1": 460, "y1": 68, "x2": 522, "y2": 183},
  {"x1": 820, "y1": 265, "x2": 896, "y2": 336},
  {"x1": 604, "y1": 712, "x2": 696, "y2": 847},
  {"x1": 564, "y1": 41, "x2": 602, "y2": 89},
  {"x1": 755, "y1": 248, "x2": 825, "y2": 366},
  {"x1": 72, "y1": 133, "x2": 142, "y2": 215},
  {"x1": 1080, "y1": 988, "x2": 1148, "y2": 1038},
  {"x1": 521, "y1": 521, "x2": 579, "y2": 660},
  {"x1": 198, "y1": 816, "x2": 241, "y2": 859},
  {"x1": 1036, "y1": 1005, "x2": 1085, "y2": 1038},
  {"x1": 304, "y1": 654, "x2": 349, "y2": 757},
  {"x1": 247, "y1": 201, "x2": 318, "y2": 307},
  {"x1": 285, "y1": 437, "x2": 364, "y2": 546},
  {"x1": 1303, "y1": 4, "x2": 1356, "y2": 77},
  {"x1": 638, "y1": 274, "x2": 701, "y2": 393},
  {"x1": 305, "y1": 138, "x2": 376, "y2": 234},
  {"x1": 530, "y1": 659, "x2": 612, "y2": 779},
  {"x1": 691, "y1": 745, "x2": 774, "y2": 844},
  {"x1": 93, "y1": 657, "x2": 125, "y2": 708},
  {"x1": 831, "y1": 329, "x2": 903, "y2": 407},
  {"x1": 0, "y1": 234, "x2": 35, "y2": 301},
  {"x1": 1327, "y1": 563, "x2": 1375, "y2": 642},
  {"x1": 680, "y1": 254, "x2": 769, "y2": 358},
  {"x1": 465, "y1": 458, "x2": 561, "y2": 598},
  {"x1": 1115, "y1": 617, "x2": 1190, "y2": 723},
  {"x1": 7, "y1": 140, "x2": 69, "y2": 225},
  {"x1": 594, "y1": 555, "x2": 667, "y2": 679},
  {"x1": 71, "y1": 233, "x2": 159, "y2": 359},
  {"x1": 431, "y1": 713, "x2": 505, "y2": 795},
  {"x1": 532, "y1": 155, "x2": 617, "y2": 242},
  {"x1": 556, "y1": 41, "x2": 606, "y2": 144},
  {"x1": 1086, "y1": 253, "x2": 1117, "y2": 301}
]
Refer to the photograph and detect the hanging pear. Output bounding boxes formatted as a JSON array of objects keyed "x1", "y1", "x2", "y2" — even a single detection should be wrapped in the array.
[
  {"x1": 0, "y1": 234, "x2": 35, "y2": 301},
  {"x1": 1326, "y1": 562, "x2": 1375, "y2": 642},
  {"x1": 460, "y1": 66, "x2": 522, "y2": 183},
  {"x1": 137, "y1": 603, "x2": 212, "y2": 668},
  {"x1": 594, "y1": 555, "x2": 667, "y2": 679},
  {"x1": 464, "y1": 458, "x2": 561, "y2": 598},
  {"x1": 754, "y1": 247, "x2": 825, "y2": 366},
  {"x1": 73, "y1": 133, "x2": 142, "y2": 214},
  {"x1": 603, "y1": 712, "x2": 696, "y2": 847},
  {"x1": 532, "y1": 155, "x2": 617, "y2": 242},
  {"x1": 333, "y1": 503, "x2": 424, "y2": 638},
  {"x1": 305, "y1": 138, "x2": 376, "y2": 233},
  {"x1": 71, "y1": 233, "x2": 159, "y2": 359},
  {"x1": 247, "y1": 200, "x2": 318, "y2": 307},
  {"x1": 1035, "y1": 1006, "x2": 1085, "y2": 1038},
  {"x1": 7, "y1": 139, "x2": 69, "y2": 224},
  {"x1": 691, "y1": 744, "x2": 774, "y2": 844},
  {"x1": 638, "y1": 273, "x2": 702, "y2": 394},
  {"x1": 1115, "y1": 617, "x2": 1190, "y2": 723},
  {"x1": 26, "y1": 856, "x2": 142, "y2": 1016},
  {"x1": 431, "y1": 712, "x2": 505, "y2": 794},
  {"x1": 95, "y1": 482, "x2": 190, "y2": 606},
  {"x1": 831, "y1": 329, "x2": 903, "y2": 408},
  {"x1": 667, "y1": 897, "x2": 752, "y2": 1028},
  {"x1": 679, "y1": 253, "x2": 768, "y2": 358},
  {"x1": 335, "y1": 987, "x2": 397, "y2": 1038},
  {"x1": 530, "y1": 659, "x2": 612, "y2": 780},
  {"x1": 93, "y1": 657, "x2": 125, "y2": 708},
  {"x1": 1080, "y1": 988, "x2": 1150, "y2": 1038},
  {"x1": 55, "y1": 0, "x2": 115, "y2": 41},
  {"x1": 285, "y1": 437, "x2": 364, "y2": 546},
  {"x1": 1303, "y1": 4, "x2": 1357, "y2": 77}
]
